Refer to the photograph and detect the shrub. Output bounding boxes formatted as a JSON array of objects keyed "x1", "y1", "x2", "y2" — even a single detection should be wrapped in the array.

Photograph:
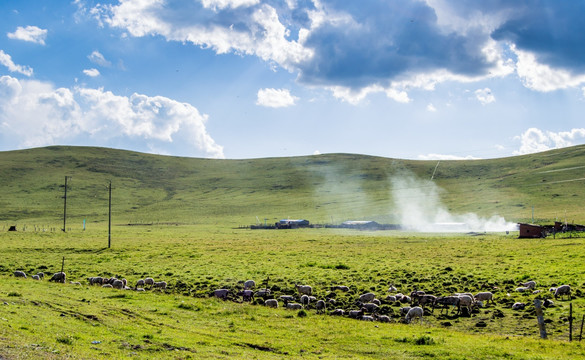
[{"x1": 297, "y1": 310, "x2": 307, "y2": 318}]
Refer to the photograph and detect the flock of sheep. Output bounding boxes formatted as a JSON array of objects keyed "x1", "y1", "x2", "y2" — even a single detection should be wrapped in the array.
[{"x1": 12, "y1": 270, "x2": 572, "y2": 324}]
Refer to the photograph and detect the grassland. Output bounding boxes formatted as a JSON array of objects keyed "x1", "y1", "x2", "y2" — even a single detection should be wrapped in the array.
[{"x1": 1, "y1": 146, "x2": 585, "y2": 359}]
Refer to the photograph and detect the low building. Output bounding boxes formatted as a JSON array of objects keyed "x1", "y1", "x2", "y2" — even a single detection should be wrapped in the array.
[
  {"x1": 518, "y1": 223, "x2": 547, "y2": 238},
  {"x1": 276, "y1": 219, "x2": 310, "y2": 229}
]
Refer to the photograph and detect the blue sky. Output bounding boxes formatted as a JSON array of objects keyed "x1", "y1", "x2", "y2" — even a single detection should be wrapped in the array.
[{"x1": 1, "y1": 0, "x2": 585, "y2": 160}]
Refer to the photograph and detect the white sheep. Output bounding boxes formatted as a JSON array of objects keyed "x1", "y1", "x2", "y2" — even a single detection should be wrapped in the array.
[
  {"x1": 361, "y1": 315, "x2": 375, "y2": 321},
  {"x1": 32, "y1": 275, "x2": 40, "y2": 280},
  {"x1": 474, "y1": 292, "x2": 494, "y2": 305},
  {"x1": 36, "y1": 272, "x2": 45, "y2": 280},
  {"x1": 385, "y1": 295, "x2": 397, "y2": 302},
  {"x1": 295, "y1": 284, "x2": 312, "y2": 296},
  {"x1": 358, "y1": 292, "x2": 376, "y2": 303},
  {"x1": 255, "y1": 289, "x2": 271, "y2": 297},
  {"x1": 244, "y1": 280, "x2": 256, "y2": 290},
  {"x1": 405, "y1": 306, "x2": 424, "y2": 324},
  {"x1": 279, "y1": 295, "x2": 295, "y2": 303},
  {"x1": 70, "y1": 281, "x2": 81, "y2": 286},
  {"x1": 554, "y1": 285, "x2": 571, "y2": 300},
  {"x1": 520, "y1": 280, "x2": 536, "y2": 290},
  {"x1": 362, "y1": 303, "x2": 379, "y2": 313},
  {"x1": 213, "y1": 289, "x2": 229, "y2": 300},
  {"x1": 135, "y1": 288, "x2": 145, "y2": 292},
  {"x1": 112, "y1": 279, "x2": 124, "y2": 289},
  {"x1": 332, "y1": 285, "x2": 350, "y2": 292},
  {"x1": 136, "y1": 279, "x2": 145, "y2": 287},
  {"x1": 515, "y1": 286, "x2": 530, "y2": 292},
  {"x1": 399, "y1": 307, "x2": 412, "y2": 316},
  {"x1": 14, "y1": 271, "x2": 27, "y2": 278},
  {"x1": 238, "y1": 289, "x2": 254, "y2": 302},
  {"x1": 375, "y1": 314, "x2": 391, "y2": 323},
  {"x1": 330, "y1": 309, "x2": 345, "y2": 316},
  {"x1": 349, "y1": 309, "x2": 364, "y2": 319},
  {"x1": 457, "y1": 295, "x2": 474, "y2": 315},
  {"x1": 372, "y1": 298, "x2": 381, "y2": 306},
  {"x1": 153, "y1": 281, "x2": 167, "y2": 290},
  {"x1": 265, "y1": 299, "x2": 278, "y2": 308},
  {"x1": 512, "y1": 302, "x2": 525, "y2": 310},
  {"x1": 388, "y1": 284, "x2": 397, "y2": 292},
  {"x1": 144, "y1": 277, "x2": 155, "y2": 287},
  {"x1": 49, "y1": 272, "x2": 66, "y2": 283},
  {"x1": 286, "y1": 303, "x2": 303, "y2": 310},
  {"x1": 300, "y1": 294, "x2": 310, "y2": 306}
]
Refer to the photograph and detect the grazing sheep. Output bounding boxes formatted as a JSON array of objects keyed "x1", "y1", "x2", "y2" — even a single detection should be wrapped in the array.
[
  {"x1": 102, "y1": 284, "x2": 113, "y2": 288},
  {"x1": 279, "y1": 295, "x2": 295, "y2": 303},
  {"x1": 121, "y1": 278, "x2": 128, "y2": 287},
  {"x1": 136, "y1": 279, "x2": 145, "y2": 287},
  {"x1": 474, "y1": 292, "x2": 494, "y2": 305},
  {"x1": 543, "y1": 299, "x2": 554, "y2": 307},
  {"x1": 244, "y1": 280, "x2": 256, "y2": 290},
  {"x1": 286, "y1": 303, "x2": 303, "y2": 310},
  {"x1": 388, "y1": 284, "x2": 397, "y2": 293},
  {"x1": 515, "y1": 287, "x2": 530, "y2": 292},
  {"x1": 433, "y1": 296, "x2": 460, "y2": 314},
  {"x1": 36, "y1": 272, "x2": 45, "y2": 280},
  {"x1": 361, "y1": 315, "x2": 375, "y2": 321},
  {"x1": 330, "y1": 309, "x2": 345, "y2": 316},
  {"x1": 265, "y1": 299, "x2": 278, "y2": 308},
  {"x1": 112, "y1": 279, "x2": 124, "y2": 289},
  {"x1": 405, "y1": 306, "x2": 424, "y2": 324},
  {"x1": 400, "y1": 296, "x2": 411, "y2": 304},
  {"x1": 362, "y1": 303, "x2": 380, "y2": 313},
  {"x1": 14, "y1": 271, "x2": 27, "y2": 278},
  {"x1": 32, "y1": 275, "x2": 40, "y2": 280},
  {"x1": 394, "y1": 293, "x2": 405, "y2": 301},
  {"x1": 375, "y1": 314, "x2": 391, "y2": 323},
  {"x1": 135, "y1": 288, "x2": 145, "y2": 292},
  {"x1": 88, "y1": 277, "x2": 103, "y2": 285},
  {"x1": 554, "y1": 285, "x2": 571, "y2": 300},
  {"x1": 457, "y1": 295, "x2": 474, "y2": 315},
  {"x1": 332, "y1": 285, "x2": 350, "y2": 292},
  {"x1": 385, "y1": 295, "x2": 397, "y2": 302},
  {"x1": 255, "y1": 289, "x2": 271, "y2": 297},
  {"x1": 358, "y1": 292, "x2": 376, "y2": 303},
  {"x1": 410, "y1": 290, "x2": 425, "y2": 298},
  {"x1": 315, "y1": 300, "x2": 326, "y2": 314},
  {"x1": 214, "y1": 289, "x2": 229, "y2": 300},
  {"x1": 533, "y1": 290, "x2": 541, "y2": 294},
  {"x1": 520, "y1": 280, "x2": 536, "y2": 290},
  {"x1": 372, "y1": 298, "x2": 381, "y2": 306},
  {"x1": 238, "y1": 289, "x2": 254, "y2": 302},
  {"x1": 512, "y1": 302, "x2": 526, "y2": 310},
  {"x1": 49, "y1": 272, "x2": 66, "y2": 283},
  {"x1": 153, "y1": 281, "x2": 167, "y2": 290},
  {"x1": 412, "y1": 294, "x2": 437, "y2": 308},
  {"x1": 300, "y1": 294, "x2": 310, "y2": 306},
  {"x1": 349, "y1": 309, "x2": 365, "y2": 319},
  {"x1": 70, "y1": 281, "x2": 81, "y2": 286},
  {"x1": 144, "y1": 277, "x2": 155, "y2": 287},
  {"x1": 549, "y1": 287, "x2": 557, "y2": 293},
  {"x1": 295, "y1": 284, "x2": 313, "y2": 296},
  {"x1": 399, "y1": 307, "x2": 412, "y2": 317}
]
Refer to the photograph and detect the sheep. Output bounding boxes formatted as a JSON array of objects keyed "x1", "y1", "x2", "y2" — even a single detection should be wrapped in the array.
[
  {"x1": 385, "y1": 295, "x2": 397, "y2": 302},
  {"x1": 70, "y1": 281, "x2": 82, "y2": 286},
  {"x1": 112, "y1": 279, "x2": 124, "y2": 289},
  {"x1": 361, "y1": 315, "x2": 375, "y2": 321},
  {"x1": 332, "y1": 285, "x2": 350, "y2": 292},
  {"x1": 457, "y1": 295, "x2": 474, "y2": 315},
  {"x1": 279, "y1": 295, "x2": 295, "y2": 303},
  {"x1": 330, "y1": 309, "x2": 345, "y2": 316},
  {"x1": 244, "y1": 280, "x2": 256, "y2": 290},
  {"x1": 300, "y1": 294, "x2": 310, "y2": 306},
  {"x1": 102, "y1": 284, "x2": 113, "y2": 288},
  {"x1": 136, "y1": 279, "x2": 145, "y2": 287},
  {"x1": 412, "y1": 294, "x2": 437, "y2": 308},
  {"x1": 121, "y1": 278, "x2": 128, "y2": 287},
  {"x1": 372, "y1": 298, "x2": 381, "y2": 306},
  {"x1": 520, "y1": 280, "x2": 536, "y2": 290},
  {"x1": 543, "y1": 298, "x2": 554, "y2": 307},
  {"x1": 549, "y1": 287, "x2": 557, "y2": 293},
  {"x1": 533, "y1": 290, "x2": 541, "y2": 294},
  {"x1": 433, "y1": 296, "x2": 460, "y2": 314},
  {"x1": 512, "y1": 302, "x2": 525, "y2": 310},
  {"x1": 14, "y1": 271, "x2": 27, "y2": 278},
  {"x1": 362, "y1": 303, "x2": 380, "y2": 313},
  {"x1": 295, "y1": 284, "x2": 313, "y2": 296},
  {"x1": 49, "y1": 272, "x2": 66, "y2": 283},
  {"x1": 394, "y1": 293, "x2": 405, "y2": 301},
  {"x1": 399, "y1": 307, "x2": 412, "y2": 317},
  {"x1": 213, "y1": 289, "x2": 229, "y2": 300},
  {"x1": 238, "y1": 289, "x2": 254, "y2": 302},
  {"x1": 375, "y1": 314, "x2": 391, "y2": 323},
  {"x1": 255, "y1": 289, "x2": 271, "y2": 297},
  {"x1": 36, "y1": 272, "x2": 45, "y2": 280},
  {"x1": 388, "y1": 284, "x2": 397, "y2": 293},
  {"x1": 515, "y1": 286, "x2": 530, "y2": 292},
  {"x1": 554, "y1": 285, "x2": 571, "y2": 300},
  {"x1": 153, "y1": 281, "x2": 167, "y2": 290},
  {"x1": 315, "y1": 300, "x2": 326, "y2": 314},
  {"x1": 474, "y1": 292, "x2": 494, "y2": 305},
  {"x1": 400, "y1": 295, "x2": 411, "y2": 304},
  {"x1": 135, "y1": 288, "x2": 145, "y2": 292},
  {"x1": 349, "y1": 309, "x2": 365, "y2": 319},
  {"x1": 286, "y1": 303, "x2": 303, "y2": 310},
  {"x1": 32, "y1": 275, "x2": 40, "y2": 280},
  {"x1": 405, "y1": 307, "x2": 424, "y2": 324},
  {"x1": 264, "y1": 299, "x2": 278, "y2": 308},
  {"x1": 144, "y1": 277, "x2": 155, "y2": 287},
  {"x1": 358, "y1": 292, "x2": 376, "y2": 303}
]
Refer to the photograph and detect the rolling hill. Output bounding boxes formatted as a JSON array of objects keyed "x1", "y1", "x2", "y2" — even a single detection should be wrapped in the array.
[{"x1": 1, "y1": 145, "x2": 584, "y2": 227}]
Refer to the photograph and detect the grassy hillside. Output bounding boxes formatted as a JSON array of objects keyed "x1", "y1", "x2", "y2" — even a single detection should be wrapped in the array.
[{"x1": 1, "y1": 145, "x2": 585, "y2": 227}]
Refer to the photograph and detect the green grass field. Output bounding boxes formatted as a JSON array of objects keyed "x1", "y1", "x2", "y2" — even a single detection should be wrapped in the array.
[{"x1": 2, "y1": 146, "x2": 585, "y2": 359}]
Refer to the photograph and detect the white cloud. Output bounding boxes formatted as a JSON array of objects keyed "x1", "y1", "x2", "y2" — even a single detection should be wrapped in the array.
[
  {"x1": 0, "y1": 50, "x2": 33, "y2": 76},
  {"x1": 256, "y1": 88, "x2": 298, "y2": 108},
  {"x1": 474, "y1": 88, "x2": 495, "y2": 105},
  {"x1": 201, "y1": 0, "x2": 259, "y2": 11},
  {"x1": 7, "y1": 25, "x2": 48, "y2": 45},
  {"x1": 83, "y1": 68, "x2": 100, "y2": 77},
  {"x1": 514, "y1": 46, "x2": 585, "y2": 92},
  {"x1": 417, "y1": 153, "x2": 481, "y2": 160},
  {"x1": 313, "y1": 150, "x2": 321, "y2": 155},
  {"x1": 0, "y1": 76, "x2": 224, "y2": 158},
  {"x1": 427, "y1": 103, "x2": 437, "y2": 112},
  {"x1": 513, "y1": 127, "x2": 585, "y2": 155},
  {"x1": 88, "y1": 50, "x2": 111, "y2": 67}
]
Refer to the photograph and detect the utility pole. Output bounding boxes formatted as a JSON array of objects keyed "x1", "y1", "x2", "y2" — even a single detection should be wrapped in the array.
[
  {"x1": 62, "y1": 176, "x2": 70, "y2": 232},
  {"x1": 108, "y1": 180, "x2": 112, "y2": 248}
]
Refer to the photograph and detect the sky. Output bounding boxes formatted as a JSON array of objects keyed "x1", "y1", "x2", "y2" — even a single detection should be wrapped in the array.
[{"x1": 1, "y1": 0, "x2": 585, "y2": 160}]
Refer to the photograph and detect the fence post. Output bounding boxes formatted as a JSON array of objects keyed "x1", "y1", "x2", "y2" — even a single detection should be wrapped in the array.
[
  {"x1": 570, "y1": 303, "x2": 573, "y2": 341},
  {"x1": 534, "y1": 299, "x2": 547, "y2": 339},
  {"x1": 579, "y1": 315, "x2": 584, "y2": 342}
]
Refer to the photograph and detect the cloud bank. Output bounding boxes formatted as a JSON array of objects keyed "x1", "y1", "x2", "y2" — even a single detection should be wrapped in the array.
[
  {"x1": 7, "y1": 25, "x2": 48, "y2": 45},
  {"x1": 514, "y1": 128, "x2": 585, "y2": 155},
  {"x1": 0, "y1": 75, "x2": 224, "y2": 158}
]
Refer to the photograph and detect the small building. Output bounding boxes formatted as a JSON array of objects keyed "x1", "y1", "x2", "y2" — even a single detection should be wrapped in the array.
[
  {"x1": 518, "y1": 223, "x2": 547, "y2": 238},
  {"x1": 276, "y1": 219, "x2": 310, "y2": 229},
  {"x1": 341, "y1": 220, "x2": 380, "y2": 230}
]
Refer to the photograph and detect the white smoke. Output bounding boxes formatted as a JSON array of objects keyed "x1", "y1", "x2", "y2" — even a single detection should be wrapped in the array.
[{"x1": 391, "y1": 171, "x2": 517, "y2": 232}]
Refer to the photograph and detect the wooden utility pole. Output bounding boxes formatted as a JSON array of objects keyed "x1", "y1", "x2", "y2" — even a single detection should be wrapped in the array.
[
  {"x1": 570, "y1": 303, "x2": 574, "y2": 341},
  {"x1": 534, "y1": 299, "x2": 547, "y2": 339},
  {"x1": 579, "y1": 315, "x2": 584, "y2": 341},
  {"x1": 108, "y1": 181, "x2": 112, "y2": 249},
  {"x1": 62, "y1": 176, "x2": 70, "y2": 232}
]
